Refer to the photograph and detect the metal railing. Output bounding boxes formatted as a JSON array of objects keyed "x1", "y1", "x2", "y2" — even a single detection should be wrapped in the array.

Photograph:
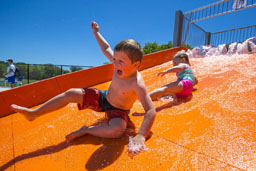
[
  {"x1": 181, "y1": 17, "x2": 208, "y2": 48},
  {"x1": 173, "y1": 0, "x2": 256, "y2": 48},
  {"x1": 0, "y1": 63, "x2": 93, "y2": 86},
  {"x1": 210, "y1": 24, "x2": 256, "y2": 46},
  {"x1": 184, "y1": 0, "x2": 256, "y2": 23}
]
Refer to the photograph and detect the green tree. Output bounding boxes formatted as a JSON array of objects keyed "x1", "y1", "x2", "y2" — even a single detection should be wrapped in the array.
[
  {"x1": 0, "y1": 61, "x2": 7, "y2": 77},
  {"x1": 41, "y1": 64, "x2": 58, "y2": 79},
  {"x1": 62, "y1": 70, "x2": 70, "y2": 74},
  {"x1": 70, "y1": 66, "x2": 83, "y2": 72},
  {"x1": 30, "y1": 65, "x2": 42, "y2": 80},
  {"x1": 143, "y1": 41, "x2": 173, "y2": 54},
  {"x1": 181, "y1": 43, "x2": 192, "y2": 50}
]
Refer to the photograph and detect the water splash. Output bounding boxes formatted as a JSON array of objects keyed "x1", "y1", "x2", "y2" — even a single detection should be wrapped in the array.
[{"x1": 127, "y1": 136, "x2": 148, "y2": 155}]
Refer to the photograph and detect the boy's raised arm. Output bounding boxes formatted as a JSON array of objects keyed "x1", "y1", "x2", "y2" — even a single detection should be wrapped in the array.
[{"x1": 91, "y1": 22, "x2": 114, "y2": 62}]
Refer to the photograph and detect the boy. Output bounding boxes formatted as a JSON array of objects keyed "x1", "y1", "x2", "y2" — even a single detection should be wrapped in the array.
[{"x1": 11, "y1": 22, "x2": 156, "y2": 152}]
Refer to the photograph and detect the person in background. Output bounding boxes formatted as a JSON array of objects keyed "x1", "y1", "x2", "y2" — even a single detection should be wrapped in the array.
[{"x1": 3, "y1": 59, "x2": 16, "y2": 88}]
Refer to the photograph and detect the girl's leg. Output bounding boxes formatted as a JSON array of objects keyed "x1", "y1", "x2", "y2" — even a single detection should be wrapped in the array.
[
  {"x1": 66, "y1": 118, "x2": 127, "y2": 141},
  {"x1": 11, "y1": 88, "x2": 83, "y2": 121},
  {"x1": 149, "y1": 81, "x2": 183, "y2": 101}
]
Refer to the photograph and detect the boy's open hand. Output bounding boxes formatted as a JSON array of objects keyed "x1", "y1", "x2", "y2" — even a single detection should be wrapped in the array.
[
  {"x1": 91, "y1": 21, "x2": 99, "y2": 33},
  {"x1": 128, "y1": 134, "x2": 147, "y2": 154}
]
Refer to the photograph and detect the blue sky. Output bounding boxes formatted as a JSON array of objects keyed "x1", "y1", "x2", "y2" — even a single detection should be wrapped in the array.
[{"x1": 0, "y1": 0, "x2": 255, "y2": 66}]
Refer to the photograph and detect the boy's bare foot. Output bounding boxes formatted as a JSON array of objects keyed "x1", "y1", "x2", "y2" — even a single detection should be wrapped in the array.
[
  {"x1": 66, "y1": 126, "x2": 89, "y2": 142},
  {"x1": 10, "y1": 104, "x2": 37, "y2": 121}
]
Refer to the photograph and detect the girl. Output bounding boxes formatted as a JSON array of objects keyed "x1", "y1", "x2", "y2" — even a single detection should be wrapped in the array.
[{"x1": 149, "y1": 50, "x2": 198, "y2": 101}]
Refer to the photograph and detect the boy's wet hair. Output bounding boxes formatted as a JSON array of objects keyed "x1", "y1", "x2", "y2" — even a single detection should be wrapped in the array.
[
  {"x1": 114, "y1": 39, "x2": 143, "y2": 63},
  {"x1": 173, "y1": 50, "x2": 190, "y2": 64}
]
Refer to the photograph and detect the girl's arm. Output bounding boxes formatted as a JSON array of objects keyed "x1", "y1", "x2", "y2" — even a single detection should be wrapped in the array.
[
  {"x1": 91, "y1": 22, "x2": 114, "y2": 62},
  {"x1": 158, "y1": 64, "x2": 186, "y2": 76}
]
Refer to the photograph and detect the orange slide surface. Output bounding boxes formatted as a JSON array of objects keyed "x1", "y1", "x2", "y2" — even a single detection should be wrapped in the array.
[{"x1": 0, "y1": 48, "x2": 255, "y2": 171}]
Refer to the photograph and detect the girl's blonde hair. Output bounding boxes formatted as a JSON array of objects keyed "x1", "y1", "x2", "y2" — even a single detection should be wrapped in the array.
[{"x1": 173, "y1": 50, "x2": 190, "y2": 65}]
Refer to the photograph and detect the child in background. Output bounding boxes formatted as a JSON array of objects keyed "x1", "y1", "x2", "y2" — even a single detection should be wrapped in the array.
[
  {"x1": 149, "y1": 50, "x2": 198, "y2": 101},
  {"x1": 11, "y1": 21, "x2": 156, "y2": 153}
]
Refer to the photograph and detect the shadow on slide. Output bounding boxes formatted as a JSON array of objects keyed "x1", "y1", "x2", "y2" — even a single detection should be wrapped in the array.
[
  {"x1": 0, "y1": 119, "x2": 137, "y2": 171},
  {"x1": 132, "y1": 95, "x2": 193, "y2": 117}
]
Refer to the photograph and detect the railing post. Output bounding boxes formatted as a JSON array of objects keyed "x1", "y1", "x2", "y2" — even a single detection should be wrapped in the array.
[
  {"x1": 205, "y1": 32, "x2": 211, "y2": 45},
  {"x1": 27, "y1": 64, "x2": 30, "y2": 84},
  {"x1": 173, "y1": 10, "x2": 184, "y2": 47}
]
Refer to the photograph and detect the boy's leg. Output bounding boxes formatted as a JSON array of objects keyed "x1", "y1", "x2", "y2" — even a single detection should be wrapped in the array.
[
  {"x1": 149, "y1": 81, "x2": 183, "y2": 101},
  {"x1": 66, "y1": 118, "x2": 127, "y2": 141},
  {"x1": 11, "y1": 88, "x2": 83, "y2": 121}
]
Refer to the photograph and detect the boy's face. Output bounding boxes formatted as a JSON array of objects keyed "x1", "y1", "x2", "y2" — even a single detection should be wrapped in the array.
[{"x1": 113, "y1": 51, "x2": 139, "y2": 78}]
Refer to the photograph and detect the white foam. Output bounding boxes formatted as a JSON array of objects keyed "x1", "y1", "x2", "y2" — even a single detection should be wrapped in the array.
[{"x1": 189, "y1": 37, "x2": 256, "y2": 58}]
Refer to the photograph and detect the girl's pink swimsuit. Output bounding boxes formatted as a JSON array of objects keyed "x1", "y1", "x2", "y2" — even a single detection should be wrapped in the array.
[{"x1": 176, "y1": 68, "x2": 194, "y2": 98}]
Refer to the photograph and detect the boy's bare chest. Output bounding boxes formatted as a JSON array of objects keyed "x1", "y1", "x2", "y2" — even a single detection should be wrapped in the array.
[{"x1": 110, "y1": 78, "x2": 135, "y2": 96}]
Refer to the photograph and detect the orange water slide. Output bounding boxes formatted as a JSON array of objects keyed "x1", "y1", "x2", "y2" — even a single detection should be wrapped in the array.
[{"x1": 0, "y1": 48, "x2": 255, "y2": 171}]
